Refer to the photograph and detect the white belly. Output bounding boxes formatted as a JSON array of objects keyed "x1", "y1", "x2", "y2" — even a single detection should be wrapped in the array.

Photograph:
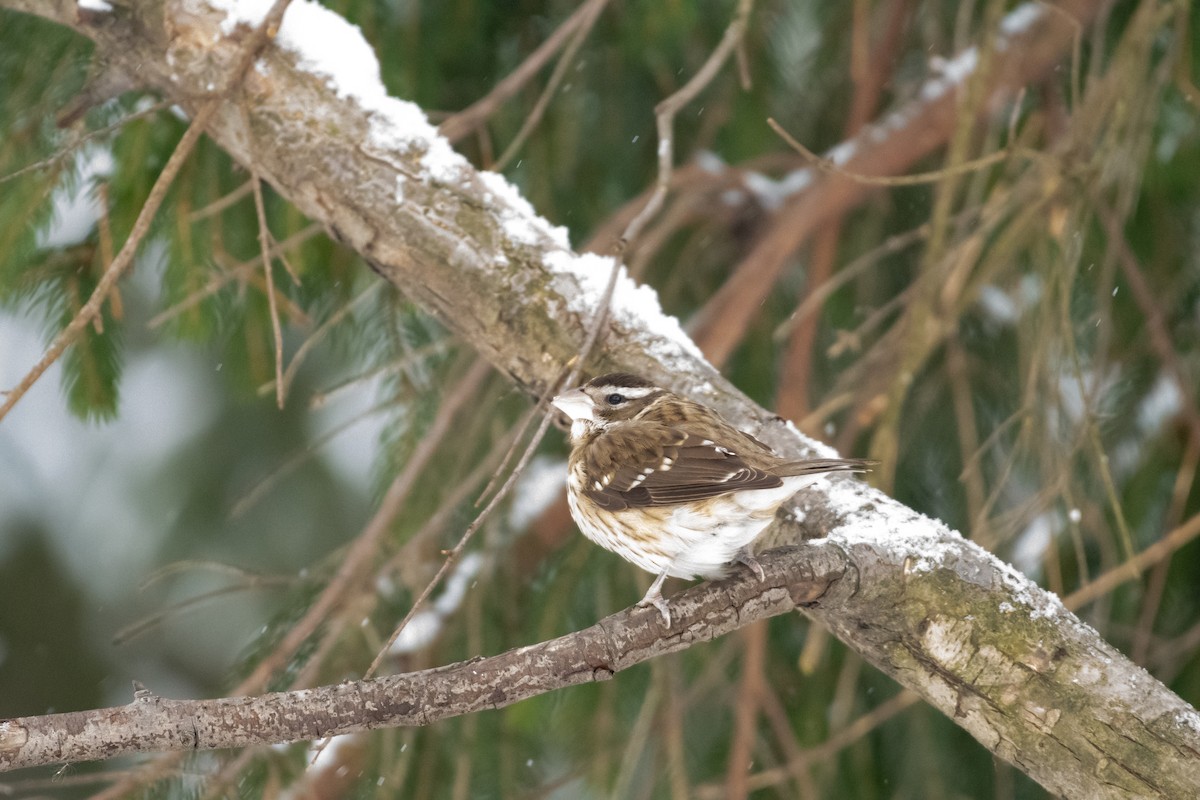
[{"x1": 567, "y1": 474, "x2": 819, "y2": 580}]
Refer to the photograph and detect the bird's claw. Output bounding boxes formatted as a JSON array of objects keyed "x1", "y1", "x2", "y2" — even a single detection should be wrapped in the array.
[
  {"x1": 735, "y1": 552, "x2": 765, "y2": 582},
  {"x1": 636, "y1": 594, "x2": 672, "y2": 627}
]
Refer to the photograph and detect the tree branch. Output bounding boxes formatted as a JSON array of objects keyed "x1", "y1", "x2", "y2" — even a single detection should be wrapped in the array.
[{"x1": 0, "y1": 546, "x2": 845, "y2": 771}]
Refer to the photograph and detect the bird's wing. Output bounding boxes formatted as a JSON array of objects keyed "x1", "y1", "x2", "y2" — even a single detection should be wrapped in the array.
[{"x1": 581, "y1": 424, "x2": 783, "y2": 510}]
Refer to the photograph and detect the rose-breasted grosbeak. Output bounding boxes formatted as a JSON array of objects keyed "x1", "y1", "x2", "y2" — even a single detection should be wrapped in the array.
[{"x1": 551, "y1": 372, "x2": 870, "y2": 626}]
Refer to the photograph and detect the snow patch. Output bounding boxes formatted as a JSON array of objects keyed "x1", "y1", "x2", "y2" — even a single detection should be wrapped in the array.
[
  {"x1": 825, "y1": 140, "x2": 857, "y2": 167},
  {"x1": 780, "y1": 419, "x2": 839, "y2": 459},
  {"x1": 1137, "y1": 372, "x2": 1183, "y2": 435},
  {"x1": 695, "y1": 150, "x2": 725, "y2": 173},
  {"x1": 922, "y1": 47, "x2": 979, "y2": 102},
  {"x1": 208, "y1": 0, "x2": 468, "y2": 183},
  {"x1": 508, "y1": 457, "x2": 567, "y2": 530},
  {"x1": 388, "y1": 552, "x2": 484, "y2": 655},
  {"x1": 38, "y1": 146, "x2": 114, "y2": 249},
  {"x1": 1011, "y1": 512, "x2": 1054, "y2": 577},
  {"x1": 542, "y1": 251, "x2": 709, "y2": 368},
  {"x1": 479, "y1": 171, "x2": 571, "y2": 250},
  {"x1": 743, "y1": 169, "x2": 813, "y2": 211},
  {"x1": 999, "y1": 3, "x2": 1044, "y2": 38},
  {"x1": 977, "y1": 285, "x2": 1018, "y2": 324}
]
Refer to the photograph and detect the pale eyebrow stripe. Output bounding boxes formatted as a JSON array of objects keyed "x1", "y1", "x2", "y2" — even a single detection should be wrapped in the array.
[{"x1": 602, "y1": 386, "x2": 656, "y2": 399}]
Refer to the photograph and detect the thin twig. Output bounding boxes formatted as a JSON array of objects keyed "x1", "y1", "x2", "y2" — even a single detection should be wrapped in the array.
[
  {"x1": 80, "y1": 3, "x2": 301, "y2": 796},
  {"x1": 188, "y1": 179, "x2": 255, "y2": 222},
  {"x1": 112, "y1": 578, "x2": 291, "y2": 645},
  {"x1": 259, "y1": 282, "x2": 383, "y2": 401},
  {"x1": 757, "y1": 681, "x2": 817, "y2": 798},
  {"x1": 438, "y1": 0, "x2": 612, "y2": 142},
  {"x1": 771, "y1": 215, "x2": 950, "y2": 341},
  {"x1": 363, "y1": 365, "x2": 570, "y2": 679},
  {"x1": 612, "y1": 681, "x2": 662, "y2": 798},
  {"x1": 145, "y1": 223, "x2": 322, "y2": 329},
  {"x1": 716, "y1": 691, "x2": 922, "y2": 797},
  {"x1": 237, "y1": 356, "x2": 492, "y2": 693},
  {"x1": 252, "y1": 171, "x2": 287, "y2": 409},
  {"x1": 197, "y1": 748, "x2": 261, "y2": 800},
  {"x1": 620, "y1": 0, "x2": 755, "y2": 249},
  {"x1": 475, "y1": 396, "x2": 545, "y2": 506},
  {"x1": 306, "y1": 337, "x2": 453, "y2": 410},
  {"x1": 776, "y1": 0, "x2": 909, "y2": 419},
  {"x1": 657, "y1": 658, "x2": 691, "y2": 800},
  {"x1": 1094, "y1": 201, "x2": 1200, "y2": 451},
  {"x1": 725, "y1": 620, "x2": 767, "y2": 799},
  {"x1": 0, "y1": 109, "x2": 214, "y2": 424},
  {"x1": 0, "y1": 100, "x2": 170, "y2": 187},
  {"x1": 379, "y1": 427, "x2": 517, "y2": 579},
  {"x1": 494, "y1": 0, "x2": 608, "y2": 170},
  {"x1": 229, "y1": 395, "x2": 395, "y2": 520},
  {"x1": 767, "y1": 117, "x2": 1014, "y2": 187},
  {"x1": 367, "y1": 192, "x2": 628, "y2": 680},
  {"x1": 1063, "y1": 512, "x2": 1200, "y2": 610}
]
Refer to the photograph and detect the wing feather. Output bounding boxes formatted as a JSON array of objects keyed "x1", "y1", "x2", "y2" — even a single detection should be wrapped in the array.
[{"x1": 582, "y1": 424, "x2": 783, "y2": 510}]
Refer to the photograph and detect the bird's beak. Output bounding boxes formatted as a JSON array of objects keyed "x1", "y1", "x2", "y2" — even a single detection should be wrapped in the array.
[{"x1": 551, "y1": 388, "x2": 594, "y2": 422}]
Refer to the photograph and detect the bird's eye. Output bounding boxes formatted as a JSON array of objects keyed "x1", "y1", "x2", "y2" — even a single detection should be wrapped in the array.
[{"x1": 605, "y1": 393, "x2": 626, "y2": 405}]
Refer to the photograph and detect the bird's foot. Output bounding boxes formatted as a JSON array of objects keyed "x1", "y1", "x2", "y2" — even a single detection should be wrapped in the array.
[
  {"x1": 734, "y1": 551, "x2": 765, "y2": 582},
  {"x1": 637, "y1": 574, "x2": 672, "y2": 627},
  {"x1": 635, "y1": 594, "x2": 672, "y2": 627}
]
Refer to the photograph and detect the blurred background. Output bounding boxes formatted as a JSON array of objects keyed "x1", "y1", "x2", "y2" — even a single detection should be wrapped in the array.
[{"x1": 1, "y1": 0, "x2": 1198, "y2": 797}]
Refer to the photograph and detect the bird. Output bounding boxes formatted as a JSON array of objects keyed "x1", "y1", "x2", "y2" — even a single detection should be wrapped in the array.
[{"x1": 551, "y1": 372, "x2": 871, "y2": 626}]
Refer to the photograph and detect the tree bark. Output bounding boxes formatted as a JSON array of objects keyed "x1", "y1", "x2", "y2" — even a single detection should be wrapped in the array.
[{"x1": 1, "y1": 1, "x2": 1197, "y2": 797}]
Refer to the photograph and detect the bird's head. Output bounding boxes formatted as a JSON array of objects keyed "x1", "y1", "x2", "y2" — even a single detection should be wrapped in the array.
[{"x1": 551, "y1": 372, "x2": 666, "y2": 437}]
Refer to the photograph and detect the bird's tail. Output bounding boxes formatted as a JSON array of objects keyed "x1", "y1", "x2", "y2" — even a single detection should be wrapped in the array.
[{"x1": 777, "y1": 457, "x2": 875, "y2": 478}]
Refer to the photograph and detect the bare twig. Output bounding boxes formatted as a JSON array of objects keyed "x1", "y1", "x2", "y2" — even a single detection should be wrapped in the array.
[
  {"x1": 777, "y1": 0, "x2": 910, "y2": 420},
  {"x1": 438, "y1": 0, "x2": 612, "y2": 143},
  {"x1": 188, "y1": 179, "x2": 255, "y2": 222},
  {"x1": 767, "y1": 117, "x2": 1015, "y2": 187},
  {"x1": 620, "y1": 0, "x2": 755, "y2": 249},
  {"x1": 229, "y1": 395, "x2": 395, "y2": 519},
  {"x1": 1094, "y1": 202, "x2": 1200, "y2": 452},
  {"x1": 237, "y1": 357, "x2": 492, "y2": 693},
  {"x1": 260, "y1": 282, "x2": 383, "y2": 402},
  {"x1": 0, "y1": 100, "x2": 170, "y2": 188},
  {"x1": 363, "y1": 363, "x2": 567, "y2": 679},
  {"x1": 368, "y1": 155, "x2": 631, "y2": 679},
  {"x1": 379, "y1": 426, "x2": 517, "y2": 579},
  {"x1": 494, "y1": 0, "x2": 609, "y2": 171},
  {"x1": 1063, "y1": 512, "x2": 1200, "y2": 610},
  {"x1": 0, "y1": 109, "x2": 212, "y2": 423},
  {"x1": 146, "y1": 223, "x2": 322, "y2": 329},
  {"x1": 692, "y1": 2, "x2": 1088, "y2": 367},
  {"x1": 253, "y1": 172, "x2": 287, "y2": 409},
  {"x1": 701, "y1": 691, "x2": 921, "y2": 797},
  {"x1": 724, "y1": 620, "x2": 767, "y2": 799},
  {"x1": 306, "y1": 337, "x2": 453, "y2": 410},
  {"x1": 112, "y1": 576, "x2": 292, "y2": 645}
]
